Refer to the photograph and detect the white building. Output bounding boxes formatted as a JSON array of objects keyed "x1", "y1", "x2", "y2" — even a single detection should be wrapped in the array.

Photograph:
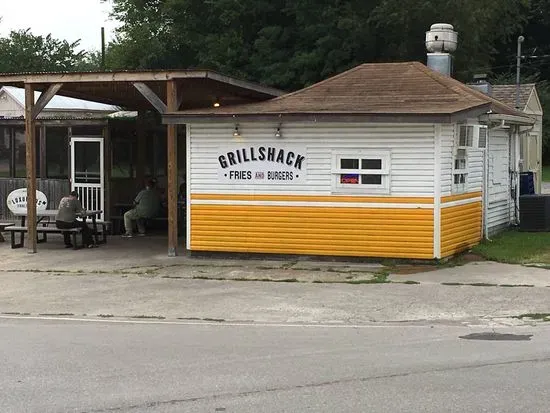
[{"x1": 164, "y1": 61, "x2": 535, "y2": 259}]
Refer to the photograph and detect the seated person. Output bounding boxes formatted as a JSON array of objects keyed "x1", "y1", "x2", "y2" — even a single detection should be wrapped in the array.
[
  {"x1": 122, "y1": 179, "x2": 161, "y2": 237},
  {"x1": 55, "y1": 191, "x2": 95, "y2": 248}
]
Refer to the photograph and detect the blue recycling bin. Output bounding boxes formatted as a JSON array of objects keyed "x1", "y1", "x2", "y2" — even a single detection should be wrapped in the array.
[{"x1": 520, "y1": 172, "x2": 535, "y2": 195}]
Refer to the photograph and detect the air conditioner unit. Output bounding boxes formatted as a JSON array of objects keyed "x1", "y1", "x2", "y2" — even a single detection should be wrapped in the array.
[
  {"x1": 458, "y1": 125, "x2": 487, "y2": 149},
  {"x1": 519, "y1": 195, "x2": 550, "y2": 231}
]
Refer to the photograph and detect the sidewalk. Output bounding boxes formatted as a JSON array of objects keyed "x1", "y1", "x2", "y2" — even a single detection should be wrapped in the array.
[{"x1": 0, "y1": 234, "x2": 549, "y2": 326}]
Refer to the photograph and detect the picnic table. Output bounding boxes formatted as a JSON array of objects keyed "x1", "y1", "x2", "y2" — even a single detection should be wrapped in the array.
[
  {"x1": 0, "y1": 222, "x2": 15, "y2": 242},
  {"x1": 8, "y1": 209, "x2": 106, "y2": 248}
]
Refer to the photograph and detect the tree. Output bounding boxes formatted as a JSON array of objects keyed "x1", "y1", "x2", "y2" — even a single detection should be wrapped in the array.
[{"x1": 0, "y1": 29, "x2": 87, "y2": 73}]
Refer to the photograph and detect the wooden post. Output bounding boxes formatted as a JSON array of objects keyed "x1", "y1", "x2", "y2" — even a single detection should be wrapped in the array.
[
  {"x1": 166, "y1": 80, "x2": 178, "y2": 257},
  {"x1": 39, "y1": 125, "x2": 46, "y2": 178},
  {"x1": 136, "y1": 110, "x2": 146, "y2": 186},
  {"x1": 103, "y1": 124, "x2": 111, "y2": 220},
  {"x1": 25, "y1": 84, "x2": 37, "y2": 253}
]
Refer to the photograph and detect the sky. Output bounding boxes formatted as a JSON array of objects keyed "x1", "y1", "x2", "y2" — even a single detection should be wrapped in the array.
[{"x1": 0, "y1": 0, "x2": 120, "y2": 51}]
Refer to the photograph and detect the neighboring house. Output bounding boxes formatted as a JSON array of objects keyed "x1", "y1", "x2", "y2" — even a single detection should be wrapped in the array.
[
  {"x1": 0, "y1": 86, "x2": 118, "y2": 119},
  {"x1": 164, "y1": 61, "x2": 535, "y2": 259},
  {"x1": 491, "y1": 84, "x2": 543, "y2": 193}
]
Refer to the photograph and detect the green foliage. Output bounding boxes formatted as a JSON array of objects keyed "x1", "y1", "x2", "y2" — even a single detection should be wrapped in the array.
[
  {"x1": 105, "y1": 0, "x2": 534, "y2": 88},
  {"x1": 0, "y1": 29, "x2": 87, "y2": 73}
]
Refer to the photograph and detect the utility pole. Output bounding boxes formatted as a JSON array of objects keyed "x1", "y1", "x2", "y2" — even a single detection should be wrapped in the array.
[
  {"x1": 516, "y1": 35, "x2": 524, "y2": 109},
  {"x1": 101, "y1": 27, "x2": 106, "y2": 71}
]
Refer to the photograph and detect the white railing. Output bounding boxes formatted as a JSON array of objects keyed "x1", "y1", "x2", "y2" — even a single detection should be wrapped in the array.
[{"x1": 74, "y1": 184, "x2": 104, "y2": 221}]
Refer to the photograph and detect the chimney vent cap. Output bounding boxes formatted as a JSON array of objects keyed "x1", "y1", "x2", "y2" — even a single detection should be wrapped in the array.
[{"x1": 426, "y1": 23, "x2": 458, "y2": 53}]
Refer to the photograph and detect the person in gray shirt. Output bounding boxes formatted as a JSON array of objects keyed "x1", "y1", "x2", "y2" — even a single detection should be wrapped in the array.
[
  {"x1": 122, "y1": 179, "x2": 161, "y2": 238},
  {"x1": 55, "y1": 191, "x2": 95, "y2": 248}
]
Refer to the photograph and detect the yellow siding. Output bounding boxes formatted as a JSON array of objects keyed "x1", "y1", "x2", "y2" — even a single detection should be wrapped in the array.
[
  {"x1": 191, "y1": 204, "x2": 434, "y2": 259},
  {"x1": 440, "y1": 201, "x2": 482, "y2": 257},
  {"x1": 441, "y1": 191, "x2": 482, "y2": 203}
]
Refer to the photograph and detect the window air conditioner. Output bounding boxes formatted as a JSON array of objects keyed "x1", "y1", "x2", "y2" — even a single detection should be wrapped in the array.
[{"x1": 458, "y1": 125, "x2": 487, "y2": 149}]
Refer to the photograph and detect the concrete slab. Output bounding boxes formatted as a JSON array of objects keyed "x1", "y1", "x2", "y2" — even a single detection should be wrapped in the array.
[
  {"x1": 389, "y1": 262, "x2": 550, "y2": 287},
  {"x1": 1, "y1": 231, "x2": 549, "y2": 326}
]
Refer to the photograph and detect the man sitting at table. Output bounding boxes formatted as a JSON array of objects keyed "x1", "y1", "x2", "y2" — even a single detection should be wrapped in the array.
[
  {"x1": 122, "y1": 179, "x2": 161, "y2": 238},
  {"x1": 55, "y1": 191, "x2": 95, "y2": 248}
]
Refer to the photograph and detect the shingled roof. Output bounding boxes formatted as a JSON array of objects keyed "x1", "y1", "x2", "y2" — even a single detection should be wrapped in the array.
[
  {"x1": 164, "y1": 61, "x2": 531, "y2": 122},
  {"x1": 491, "y1": 83, "x2": 535, "y2": 110}
]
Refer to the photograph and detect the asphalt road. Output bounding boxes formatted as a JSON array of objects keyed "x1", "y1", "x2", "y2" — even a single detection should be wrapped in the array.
[{"x1": 1, "y1": 317, "x2": 549, "y2": 413}]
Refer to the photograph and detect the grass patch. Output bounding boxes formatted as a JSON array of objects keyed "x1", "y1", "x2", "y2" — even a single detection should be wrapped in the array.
[
  {"x1": 513, "y1": 313, "x2": 550, "y2": 321},
  {"x1": 344, "y1": 271, "x2": 390, "y2": 284},
  {"x1": 472, "y1": 230, "x2": 550, "y2": 264},
  {"x1": 542, "y1": 165, "x2": 550, "y2": 182}
]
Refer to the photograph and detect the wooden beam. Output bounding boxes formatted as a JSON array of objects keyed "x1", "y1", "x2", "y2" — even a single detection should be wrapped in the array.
[
  {"x1": 136, "y1": 110, "x2": 146, "y2": 185},
  {"x1": 166, "y1": 79, "x2": 178, "y2": 257},
  {"x1": 31, "y1": 83, "x2": 63, "y2": 120},
  {"x1": 133, "y1": 82, "x2": 167, "y2": 114},
  {"x1": 103, "y1": 125, "x2": 111, "y2": 221},
  {"x1": 25, "y1": 83, "x2": 37, "y2": 253},
  {"x1": 39, "y1": 125, "x2": 46, "y2": 178}
]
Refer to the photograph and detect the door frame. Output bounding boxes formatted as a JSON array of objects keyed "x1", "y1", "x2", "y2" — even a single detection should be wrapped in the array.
[{"x1": 70, "y1": 136, "x2": 105, "y2": 220}]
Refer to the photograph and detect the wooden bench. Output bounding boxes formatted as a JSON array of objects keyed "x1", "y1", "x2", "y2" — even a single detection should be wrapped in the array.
[
  {"x1": 5, "y1": 226, "x2": 82, "y2": 249},
  {"x1": 0, "y1": 222, "x2": 15, "y2": 242}
]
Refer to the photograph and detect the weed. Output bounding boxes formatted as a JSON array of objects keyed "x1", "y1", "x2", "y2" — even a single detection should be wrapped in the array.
[{"x1": 512, "y1": 313, "x2": 550, "y2": 321}]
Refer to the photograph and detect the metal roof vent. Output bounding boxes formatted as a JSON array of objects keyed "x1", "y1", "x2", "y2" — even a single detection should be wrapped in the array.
[{"x1": 425, "y1": 23, "x2": 458, "y2": 77}]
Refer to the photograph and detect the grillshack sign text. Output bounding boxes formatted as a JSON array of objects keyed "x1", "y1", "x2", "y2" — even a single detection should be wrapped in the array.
[{"x1": 217, "y1": 145, "x2": 307, "y2": 183}]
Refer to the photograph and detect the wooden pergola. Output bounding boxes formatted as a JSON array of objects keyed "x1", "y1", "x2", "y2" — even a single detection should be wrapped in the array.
[{"x1": 0, "y1": 70, "x2": 282, "y2": 256}]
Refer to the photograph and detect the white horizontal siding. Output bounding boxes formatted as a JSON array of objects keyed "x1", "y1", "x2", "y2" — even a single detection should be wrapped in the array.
[
  {"x1": 189, "y1": 122, "x2": 436, "y2": 197},
  {"x1": 487, "y1": 128, "x2": 512, "y2": 234},
  {"x1": 468, "y1": 147, "x2": 484, "y2": 193},
  {"x1": 440, "y1": 124, "x2": 454, "y2": 196}
]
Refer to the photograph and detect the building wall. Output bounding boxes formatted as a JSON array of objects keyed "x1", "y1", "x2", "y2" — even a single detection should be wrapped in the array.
[
  {"x1": 440, "y1": 193, "x2": 482, "y2": 258},
  {"x1": 487, "y1": 127, "x2": 513, "y2": 235},
  {"x1": 438, "y1": 123, "x2": 484, "y2": 256},
  {"x1": 188, "y1": 122, "x2": 436, "y2": 259},
  {"x1": 0, "y1": 178, "x2": 69, "y2": 220},
  {"x1": 0, "y1": 91, "x2": 23, "y2": 118}
]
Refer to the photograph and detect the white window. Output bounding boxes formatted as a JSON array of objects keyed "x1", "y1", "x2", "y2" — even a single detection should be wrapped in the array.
[
  {"x1": 332, "y1": 150, "x2": 390, "y2": 193},
  {"x1": 453, "y1": 148, "x2": 467, "y2": 193}
]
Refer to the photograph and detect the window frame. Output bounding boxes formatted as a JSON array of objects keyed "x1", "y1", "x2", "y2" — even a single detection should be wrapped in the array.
[
  {"x1": 452, "y1": 147, "x2": 468, "y2": 194},
  {"x1": 331, "y1": 149, "x2": 391, "y2": 194}
]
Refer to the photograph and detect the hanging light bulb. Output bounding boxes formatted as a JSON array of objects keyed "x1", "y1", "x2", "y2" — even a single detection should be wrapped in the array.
[
  {"x1": 233, "y1": 125, "x2": 240, "y2": 137},
  {"x1": 213, "y1": 97, "x2": 220, "y2": 107},
  {"x1": 275, "y1": 124, "x2": 282, "y2": 138}
]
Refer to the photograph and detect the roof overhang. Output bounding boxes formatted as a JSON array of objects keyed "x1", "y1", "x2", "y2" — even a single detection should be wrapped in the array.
[
  {"x1": 0, "y1": 70, "x2": 283, "y2": 110},
  {"x1": 480, "y1": 113, "x2": 536, "y2": 126},
  {"x1": 163, "y1": 105, "x2": 493, "y2": 125}
]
